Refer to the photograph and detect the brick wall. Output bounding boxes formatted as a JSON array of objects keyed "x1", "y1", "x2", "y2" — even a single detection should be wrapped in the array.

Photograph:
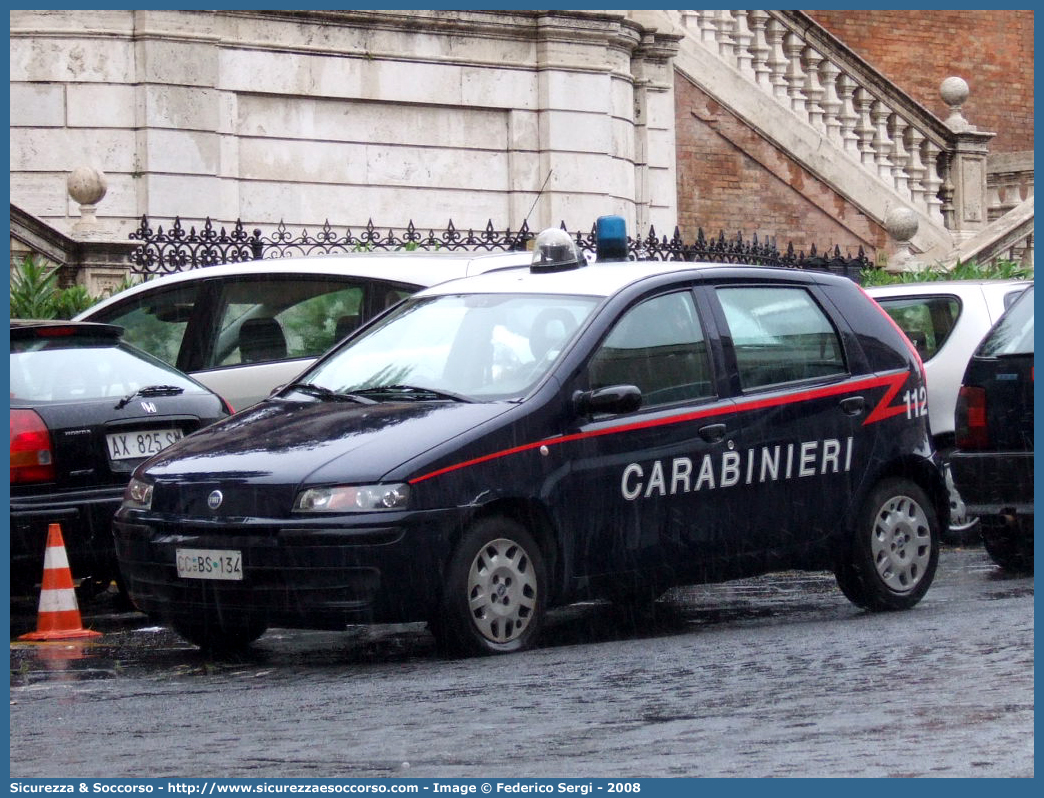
[
  {"x1": 674, "y1": 76, "x2": 888, "y2": 261},
  {"x1": 807, "y1": 10, "x2": 1034, "y2": 153}
]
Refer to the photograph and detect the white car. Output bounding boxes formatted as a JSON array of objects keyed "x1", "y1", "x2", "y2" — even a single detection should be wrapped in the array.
[
  {"x1": 76, "y1": 250, "x2": 533, "y2": 410},
  {"x1": 867, "y1": 279, "x2": 1029, "y2": 537}
]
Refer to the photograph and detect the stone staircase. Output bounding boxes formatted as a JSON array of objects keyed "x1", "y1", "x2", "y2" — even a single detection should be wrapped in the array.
[{"x1": 656, "y1": 9, "x2": 1033, "y2": 269}]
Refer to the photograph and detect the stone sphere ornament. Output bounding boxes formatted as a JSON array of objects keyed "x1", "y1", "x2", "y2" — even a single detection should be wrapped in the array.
[
  {"x1": 884, "y1": 206, "x2": 920, "y2": 272},
  {"x1": 939, "y1": 76, "x2": 969, "y2": 108},
  {"x1": 67, "y1": 166, "x2": 108, "y2": 206},
  {"x1": 68, "y1": 166, "x2": 109, "y2": 234},
  {"x1": 885, "y1": 206, "x2": 919, "y2": 243},
  {"x1": 940, "y1": 76, "x2": 972, "y2": 132}
]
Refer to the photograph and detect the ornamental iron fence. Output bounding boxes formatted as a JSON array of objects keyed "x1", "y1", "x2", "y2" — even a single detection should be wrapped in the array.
[{"x1": 128, "y1": 216, "x2": 871, "y2": 282}]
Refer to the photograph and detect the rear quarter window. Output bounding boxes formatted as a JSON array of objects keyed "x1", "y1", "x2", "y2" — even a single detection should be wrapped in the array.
[
  {"x1": 875, "y1": 295, "x2": 960, "y2": 362},
  {"x1": 86, "y1": 283, "x2": 200, "y2": 366}
]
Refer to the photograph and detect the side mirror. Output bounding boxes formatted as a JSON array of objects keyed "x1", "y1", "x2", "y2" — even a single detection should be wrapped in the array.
[{"x1": 573, "y1": 385, "x2": 642, "y2": 416}]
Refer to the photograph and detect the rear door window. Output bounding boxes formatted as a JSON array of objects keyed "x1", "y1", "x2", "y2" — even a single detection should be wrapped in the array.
[
  {"x1": 716, "y1": 286, "x2": 846, "y2": 390},
  {"x1": 86, "y1": 283, "x2": 201, "y2": 367},
  {"x1": 875, "y1": 295, "x2": 961, "y2": 361}
]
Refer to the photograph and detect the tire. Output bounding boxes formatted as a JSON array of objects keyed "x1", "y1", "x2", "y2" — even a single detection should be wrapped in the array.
[
  {"x1": 432, "y1": 516, "x2": 547, "y2": 657},
  {"x1": 602, "y1": 575, "x2": 665, "y2": 629},
  {"x1": 942, "y1": 462, "x2": 979, "y2": 544},
  {"x1": 835, "y1": 478, "x2": 940, "y2": 611},
  {"x1": 75, "y1": 574, "x2": 114, "y2": 604},
  {"x1": 981, "y1": 516, "x2": 1034, "y2": 574},
  {"x1": 171, "y1": 615, "x2": 268, "y2": 653}
]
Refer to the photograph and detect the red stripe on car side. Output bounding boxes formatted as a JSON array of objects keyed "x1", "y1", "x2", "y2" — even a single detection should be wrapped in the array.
[
  {"x1": 409, "y1": 370, "x2": 913, "y2": 485},
  {"x1": 860, "y1": 370, "x2": 911, "y2": 426}
]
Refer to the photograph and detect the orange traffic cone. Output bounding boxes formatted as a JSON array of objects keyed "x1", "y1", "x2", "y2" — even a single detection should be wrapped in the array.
[{"x1": 18, "y1": 523, "x2": 102, "y2": 641}]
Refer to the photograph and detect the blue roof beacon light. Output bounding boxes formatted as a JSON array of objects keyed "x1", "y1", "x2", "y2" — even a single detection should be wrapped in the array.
[
  {"x1": 595, "y1": 215, "x2": 629, "y2": 262},
  {"x1": 531, "y1": 227, "x2": 584, "y2": 273}
]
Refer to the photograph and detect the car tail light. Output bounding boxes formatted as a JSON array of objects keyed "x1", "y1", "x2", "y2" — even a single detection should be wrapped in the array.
[
  {"x1": 955, "y1": 386, "x2": 988, "y2": 449},
  {"x1": 10, "y1": 409, "x2": 56, "y2": 484},
  {"x1": 34, "y1": 325, "x2": 78, "y2": 337}
]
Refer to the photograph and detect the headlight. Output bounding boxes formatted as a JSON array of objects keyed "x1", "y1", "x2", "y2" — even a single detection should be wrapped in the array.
[
  {"x1": 293, "y1": 483, "x2": 410, "y2": 513},
  {"x1": 124, "y1": 477, "x2": 154, "y2": 510}
]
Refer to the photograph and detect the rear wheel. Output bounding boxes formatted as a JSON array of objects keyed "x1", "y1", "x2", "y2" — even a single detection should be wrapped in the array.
[
  {"x1": 981, "y1": 516, "x2": 1034, "y2": 574},
  {"x1": 432, "y1": 516, "x2": 546, "y2": 657},
  {"x1": 835, "y1": 478, "x2": 939, "y2": 610},
  {"x1": 171, "y1": 615, "x2": 268, "y2": 652},
  {"x1": 943, "y1": 462, "x2": 979, "y2": 544}
]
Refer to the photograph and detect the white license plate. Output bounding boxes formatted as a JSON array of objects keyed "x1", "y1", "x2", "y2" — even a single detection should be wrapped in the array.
[
  {"x1": 176, "y1": 548, "x2": 243, "y2": 581},
  {"x1": 107, "y1": 427, "x2": 183, "y2": 460}
]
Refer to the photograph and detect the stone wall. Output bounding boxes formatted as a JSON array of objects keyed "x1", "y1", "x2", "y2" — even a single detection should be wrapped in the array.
[
  {"x1": 9, "y1": 9, "x2": 679, "y2": 240},
  {"x1": 807, "y1": 9, "x2": 1034, "y2": 154}
]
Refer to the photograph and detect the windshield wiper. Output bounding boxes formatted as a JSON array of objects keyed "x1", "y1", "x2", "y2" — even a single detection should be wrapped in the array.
[
  {"x1": 115, "y1": 385, "x2": 185, "y2": 410},
  {"x1": 282, "y1": 382, "x2": 377, "y2": 404},
  {"x1": 351, "y1": 384, "x2": 474, "y2": 403}
]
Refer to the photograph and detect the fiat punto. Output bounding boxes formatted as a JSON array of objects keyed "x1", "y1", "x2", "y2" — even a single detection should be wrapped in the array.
[{"x1": 114, "y1": 228, "x2": 948, "y2": 655}]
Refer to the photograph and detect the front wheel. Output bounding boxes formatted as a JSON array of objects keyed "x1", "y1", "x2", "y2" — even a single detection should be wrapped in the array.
[
  {"x1": 835, "y1": 478, "x2": 939, "y2": 611},
  {"x1": 171, "y1": 615, "x2": 268, "y2": 653},
  {"x1": 432, "y1": 516, "x2": 547, "y2": 657}
]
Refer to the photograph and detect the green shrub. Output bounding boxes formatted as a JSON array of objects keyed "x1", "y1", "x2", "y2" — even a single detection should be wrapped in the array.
[
  {"x1": 51, "y1": 284, "x2": 97, "y2": 319},
  {"x1": 9, "y1": 254, "x2": 130, "y2": 320},
  {"x1": 102, "y1": 274, "x2": 146, "y2": 299},
  {"x1": 9, "y1": 255, "x2": 61, "y2": 319},
  {"x1": 861, "y1": 259, "x2": 1033, "y2": 286}
]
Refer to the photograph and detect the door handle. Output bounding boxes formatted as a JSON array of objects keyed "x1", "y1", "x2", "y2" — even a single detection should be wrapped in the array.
[
  {"x1": 840, "y1": 396, "x2": 866, "y2": 416},
  {"x1": 699, "y1": 423, "x2": 726, "y2": 443}
]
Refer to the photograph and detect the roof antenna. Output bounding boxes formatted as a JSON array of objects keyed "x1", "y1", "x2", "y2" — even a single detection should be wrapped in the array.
[{"x1": 520, "y1": 169, "x2": 554, "y2": 236}]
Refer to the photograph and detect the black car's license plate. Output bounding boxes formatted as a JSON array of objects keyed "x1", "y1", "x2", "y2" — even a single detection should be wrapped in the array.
[{"x1": 107, "y1": 428, "x2": 183, "y2": 460}]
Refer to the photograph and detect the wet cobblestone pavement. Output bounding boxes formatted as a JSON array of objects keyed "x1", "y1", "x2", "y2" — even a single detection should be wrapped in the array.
[{"x1": 10, "y1": 546, "x2": 1033, "y2": 778}]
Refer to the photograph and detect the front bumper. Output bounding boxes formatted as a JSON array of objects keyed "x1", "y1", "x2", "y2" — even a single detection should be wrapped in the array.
[
  {"x1": 113, "y1": 507, "x2": 463, "y2": 630},
  {"x1": 949, "y1": 451, "x2": 1034, "y2": 516},
  {"x1": 10, "y1": 486, "x2": 124, "y2": 588}
]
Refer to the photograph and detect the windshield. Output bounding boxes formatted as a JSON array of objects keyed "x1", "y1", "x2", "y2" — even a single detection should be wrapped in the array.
[
  {"x1": 10, "y1": 337, "x2": 205, "y2": 403},
  {"x1": 303, "y1": 293, "x2": 600, "y2": 401}
]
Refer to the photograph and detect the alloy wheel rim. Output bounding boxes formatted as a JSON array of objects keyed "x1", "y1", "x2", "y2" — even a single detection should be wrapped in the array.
[
  {"x1": 871, "y1": 495, "x2": 932, "y2": 593},
  {"x1": 467, "y1": 538, "x2": 538, "y2": 644}
]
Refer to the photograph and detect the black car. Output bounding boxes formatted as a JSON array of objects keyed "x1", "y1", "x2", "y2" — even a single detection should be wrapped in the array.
[
  {"x1": 10, "y1": 321, "x2": 231, "y2": 597},
  {"x1": 115, "y1": 226, "x2": 949, "y2": 655},
  {"x1": 951, "y1": 284, "x2": 1034, "y2": 573}
]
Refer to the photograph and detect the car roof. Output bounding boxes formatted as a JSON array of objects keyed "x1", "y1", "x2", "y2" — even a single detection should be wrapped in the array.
[
  {"x1": 417, "y1": 260, "x2": 834, "y2": 299},
  {"x1": 76, "y1": 250, "x2": 535, "y2": 319},
  {"x1": 865, "y1": 279, "x2": 1030, "y2": 296}
]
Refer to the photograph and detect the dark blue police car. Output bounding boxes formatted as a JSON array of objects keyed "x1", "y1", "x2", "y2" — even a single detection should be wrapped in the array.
[{"x1": 114, "y1": 226, "x2": 948, "y2": 655}]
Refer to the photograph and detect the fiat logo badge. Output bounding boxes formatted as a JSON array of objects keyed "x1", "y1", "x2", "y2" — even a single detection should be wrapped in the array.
[{"x1": 207, "y1": 490, "x2": 224, "y2": 510}]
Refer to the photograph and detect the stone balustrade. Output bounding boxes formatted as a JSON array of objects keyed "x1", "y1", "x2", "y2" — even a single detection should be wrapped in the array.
[
  {"x1": 672, "y1": 10, "x2": 976, "y2": 233},
  {"x1": 952, "y1": 196, "x2": 1034, "y2": 268},
  {"x1": 986, "y1": 152, "x2": 1034, "y2": 222}
]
